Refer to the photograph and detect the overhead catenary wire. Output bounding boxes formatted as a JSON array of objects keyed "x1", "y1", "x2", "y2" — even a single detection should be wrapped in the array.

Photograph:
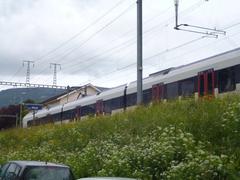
[
  {"x1": 79, "y1": 37, "x2": 207, "y2": 85},
  {"x1": 33, "y1": 0, "x2": 203, "y2": 76},
  {"x1": 31, "y1": 2, "x2": 135, "y2": 83},
  {"x1": 49, "y1": 0, "x2": 206, "y2": 75},
  {"x1": 58, "y1": 17, "x2": 240, "y2": 74},
  {"x1": 31, "y1": 0, "x2": 204, "y2": 85},
  {"x1": 78, "y1": 22, "x2": 240, "y2": 86},
  {"x1": 8, "y1": 66, "x2": 23, "y2": 82},
  {"x1": 30, "y1": 0, "x2": 132, "y2": 82},
  {"x1": 46, "y1": 3, "x2": 135, "y2": 63},
  {"x1": 30, "y1": 0, "x2": 238, "y2": 87},
  {"x1": 34, "y1": 0, "x2": 128, "y2": 63},
  {"x1": 36, "y1": 2, "x2": 173, "y2": 65},
  {"x1": 58, "y1": 5, "x2": 175, "y2": 69}
]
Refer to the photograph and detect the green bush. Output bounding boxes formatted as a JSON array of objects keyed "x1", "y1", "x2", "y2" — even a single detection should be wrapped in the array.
[{"x1": 0, "y1": 95, "x2": 240, "y2": 179}]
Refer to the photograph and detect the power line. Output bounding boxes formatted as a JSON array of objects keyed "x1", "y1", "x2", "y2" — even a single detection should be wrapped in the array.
[
  {"x1": 34, "y1": 0, "x2": 128, "y2": 63},
  {"x1": 54, "y1": 3, "x2": 135, "y2": 63},
  {"x1": 31, "y1": 3, "x2": 135, "y2": 83},
  {"x1": 44, "y1": 19, "x2": 240, "y2": 78},
  {"x1": 8, "y1": 66, "x2": 23, "y2": 82},
  {"x1": 31, "y1": 0, "x2": 204, "y2": 82},
  {"x1": 36, "y1": 1, "x2": 172, "y2": 66},
  {"x1": 31, "y1": 0, "x2": 238, "y2": 86},
  {"x1": 40, "y1": 2, "x2": 134, "y2": 65},
  {"x1": 49, "y1": 0, "x2": 205, "y2": 74},
  {"x1": 78, "y1": 22, "x2": 240, "y2": 86},
  {"x1": 79, "y1": 38, "x2": 206, "y2": 85}
]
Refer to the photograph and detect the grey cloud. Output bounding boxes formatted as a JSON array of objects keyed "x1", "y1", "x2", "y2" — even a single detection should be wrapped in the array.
[{"x1": 0, "y1": 0, "x2": 239, "y2": 88}]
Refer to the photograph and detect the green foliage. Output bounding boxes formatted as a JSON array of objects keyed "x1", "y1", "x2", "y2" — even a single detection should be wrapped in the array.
[{"x1": 0, "y1": 95, "x2": 240, "y2": 179}]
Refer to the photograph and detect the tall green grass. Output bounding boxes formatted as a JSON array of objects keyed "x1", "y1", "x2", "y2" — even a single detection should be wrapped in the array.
[{"x1": 0, "y1": 95, "x2": 240, "y2": 179}]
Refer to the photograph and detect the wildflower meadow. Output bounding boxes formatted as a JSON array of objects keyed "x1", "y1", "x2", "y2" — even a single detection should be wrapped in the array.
[{"x1": 0, "y1": 95, "x2": 240, "y2": 179}]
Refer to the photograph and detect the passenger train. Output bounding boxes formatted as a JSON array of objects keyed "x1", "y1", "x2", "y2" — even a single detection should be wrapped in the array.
[{"x1": 23, "y1": 48, "x2": 240, "y2": 127}]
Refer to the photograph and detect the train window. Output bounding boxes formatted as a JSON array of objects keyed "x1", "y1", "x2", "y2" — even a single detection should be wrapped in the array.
[
  {"x1": 104, "y1": 100, "x2": 112, "y2": 114},
  {"x1": 127, "y1": 93, "x2": 137, "y2": 106},
  {"x1": 235, "y1": 65, "x2": 240, "y2": 83},
  {"x1": 208, "y1": 73, "x2": 213, "y2": 94},
  {"x1": 143, "y1": 89, "x2": 152, "y2": 104},
  {"x1": 199, "y1": 75, "x2": 204, "y2": 96},
  {"x1": 81, "y1": 104, "x2": 95, "y2": 116},
  {"x1": 166, "y1": 82, "x2": 179, "y2": 99},
  {"x1": 180, "y1": 78, "x2": 195, "y2": 97},
  {"x1": 218, "y1": 68, "x2": 235, "y2": 93},
  {"x1": 81, "y1": 106, "x2": 88, "y2": 116},
  {"x1": 111, "y1": 97, "x2": 124, "y2": 110}
]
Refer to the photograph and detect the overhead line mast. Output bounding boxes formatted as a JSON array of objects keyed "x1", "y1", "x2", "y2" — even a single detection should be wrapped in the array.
[
  {"x1": 23, "y1": 60, "x2": 34, "y2": 84},
  {"x1": 50, "y1": 63, "x2": 61, "y2": 86}
]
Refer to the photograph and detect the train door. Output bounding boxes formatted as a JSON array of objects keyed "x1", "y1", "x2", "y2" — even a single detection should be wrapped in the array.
[
  {"x1": 152, "y1": 84, "x2": 164, "y2": 101},
  {"x1": 96, "y1": 100, "x2": 104, "y2": 116},
  {"x1": 75, "y1": 106, "x2": 81, "y2": 120},
  {"x1": 198, "y1": 69, "x2": 215, "y2": 97}
]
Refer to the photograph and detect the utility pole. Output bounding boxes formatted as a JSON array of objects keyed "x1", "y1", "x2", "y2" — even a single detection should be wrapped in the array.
[
  {"x1": 137, "y1": 0, "x2": 143, "y2": 104},
  {"x1": 50, "y1": 63, "x2": 61, "y2": 86},
  {"x1": 174, "y1": 0, "x2": 179, "y2": 29},
  {"x1": 23, "y1": 60, "x2": 34, "y2": 84}
]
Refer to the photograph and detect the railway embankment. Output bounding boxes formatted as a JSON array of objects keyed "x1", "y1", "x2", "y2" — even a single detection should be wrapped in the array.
[{"x1": 0, "y1": 95, "x2": 240, "y2": 179}]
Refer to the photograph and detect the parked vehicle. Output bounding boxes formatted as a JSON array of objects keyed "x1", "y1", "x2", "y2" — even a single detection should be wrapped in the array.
[
  {"x1": 0, "y1": 161, "x2": 75, "y2": 180},
  {"x1": 78, "y1": 178, "x2": 136, "y2": 180}
]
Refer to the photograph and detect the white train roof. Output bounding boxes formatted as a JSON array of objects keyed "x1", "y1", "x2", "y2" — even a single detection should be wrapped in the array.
[
  {"x1": 95, "y1": 84, "x2": 126, "y2": 101},
  {"x1": 128, "y1": 47, "x2": 240, "y2": 92},
  {"x1": 35, "y1": 108, "x2": 49, "y2": 118},
  {"x1": 49, "y1": 105, "x2": 62, "y2": 114}
]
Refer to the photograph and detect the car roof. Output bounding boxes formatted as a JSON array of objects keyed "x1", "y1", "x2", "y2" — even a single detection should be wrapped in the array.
[
  {"x1": 9, "y1": 161, "x2": 69, "y2": 168},
  {"x1": 78, "y1": 178, "x2": 136, "y2": 180}
]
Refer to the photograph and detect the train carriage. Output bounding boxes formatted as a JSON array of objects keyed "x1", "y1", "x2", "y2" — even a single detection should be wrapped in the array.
[{"x1": 23, "y1": 48, "x2": 240, "y2": 127}]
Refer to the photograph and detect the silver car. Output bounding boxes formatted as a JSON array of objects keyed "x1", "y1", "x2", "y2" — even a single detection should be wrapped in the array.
[{"x1": 78, "y1": 178, "x2": 137, "y2": 180}]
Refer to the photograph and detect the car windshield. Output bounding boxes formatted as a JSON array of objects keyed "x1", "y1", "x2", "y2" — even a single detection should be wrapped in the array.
[{"x1": 22, "y1": 166, "x2": 74, "y2": 180}]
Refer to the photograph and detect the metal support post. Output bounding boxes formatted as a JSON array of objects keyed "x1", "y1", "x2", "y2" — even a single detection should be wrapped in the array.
[
  {"x1": 19, "y1": 103, "x2": 23, "y2": 128},
  {"x1": 137, "y1": 0, "x2": 143, "y2": 104},
  {"x1": 16, "y1": 114, "x2": 18, "y2": 127}
]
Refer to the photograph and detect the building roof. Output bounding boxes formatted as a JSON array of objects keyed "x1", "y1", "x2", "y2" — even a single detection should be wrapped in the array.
[
  {"x1": 41, "y1": 90, "x2": 68, "y2": 105},
  {"x1": 40, "y1": 84, "x2": 109, "y2": 105}
]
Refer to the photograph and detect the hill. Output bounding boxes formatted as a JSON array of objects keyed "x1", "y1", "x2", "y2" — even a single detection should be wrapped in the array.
[
  {"x1": 0, "y1": 95, "x2": 240, "y2": 179},
  {"x1": 0, "y1": 87, "x2": 65, "y2": 107}
]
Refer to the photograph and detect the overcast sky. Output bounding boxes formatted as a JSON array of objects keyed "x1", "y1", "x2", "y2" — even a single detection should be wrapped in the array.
[{"x1": 0, "y1": 0, "x2": 240, "y2": 90}]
